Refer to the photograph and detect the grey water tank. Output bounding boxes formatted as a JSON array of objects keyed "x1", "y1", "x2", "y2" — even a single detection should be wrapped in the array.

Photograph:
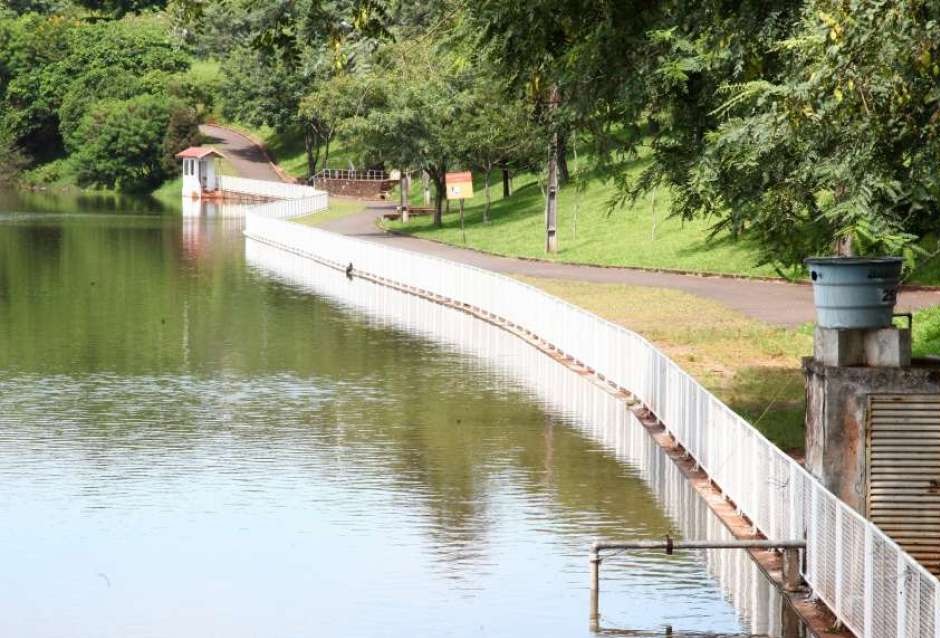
[{"x1": 804, "y1": 257, "x2": 902, "y2": 329}]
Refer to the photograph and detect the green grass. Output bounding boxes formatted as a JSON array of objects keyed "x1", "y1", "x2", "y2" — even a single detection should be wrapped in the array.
[
  {"x1": 520, "y1": 276, "x2": 813, "y2": 452},
  {"x1": 518, "y1": 276, "x2": 940, "y2": 454},
  {"x1": 293, "y1": 198, "x2": 367, "y2": 227},
  {"x1": 913, "y1": 305, "x2": 940, "y2": 357},
  {"x1": 384, "y1": 162, "x2": 940, "y2": 284},
  {"x1": 385, "y1": 162, "x2": 780, "y2": 278}
]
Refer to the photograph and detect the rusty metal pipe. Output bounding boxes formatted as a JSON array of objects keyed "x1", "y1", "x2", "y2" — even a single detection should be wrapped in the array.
[{"x1": 592, "y1": 539, "x2": 805, "y2": 552}]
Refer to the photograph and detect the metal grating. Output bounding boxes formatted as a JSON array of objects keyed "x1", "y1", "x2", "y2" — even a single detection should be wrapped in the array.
[{"x1": 868, "y1": 394, "x2": 940, "y2": 576}]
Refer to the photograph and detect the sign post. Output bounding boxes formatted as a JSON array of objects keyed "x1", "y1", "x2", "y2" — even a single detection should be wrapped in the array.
[{"x1": 445, "y1": 171, "x2": 474, "y2": 243}]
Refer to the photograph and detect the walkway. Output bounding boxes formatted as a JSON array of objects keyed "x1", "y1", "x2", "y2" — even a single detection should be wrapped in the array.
[
  {"x1": 200, "y1": 124, "x2": 282, "y2": 182},
  {"x1": 321, "y1": 204, "x2": 940, "y2": 326},
  {"x1": 208, "y1": 128, "x2": 940, "y2": 326}
]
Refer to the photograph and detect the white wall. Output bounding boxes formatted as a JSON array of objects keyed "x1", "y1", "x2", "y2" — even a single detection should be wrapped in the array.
[{"x1": 182, "y1": 158, "x2": 201, "y2": 198}]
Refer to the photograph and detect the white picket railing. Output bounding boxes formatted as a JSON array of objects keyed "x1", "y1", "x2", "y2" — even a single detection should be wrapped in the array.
[
  {"x1": 219, "y1": 175, "x2": 328, "y2": 209},
  {"x1": 243, "y1": 198, "x2": 940, "y2": 638}
]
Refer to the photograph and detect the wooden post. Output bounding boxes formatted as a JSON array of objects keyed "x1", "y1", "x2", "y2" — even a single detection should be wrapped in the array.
[
  {"x1": 782, "y1": 547, "x2": 801, "y2": 592},
  {"x1": 545, "y1": 84, "x2": 560, "y2": 254},
  {"x1": 459, "y1": 199, "x2": 466, "y2": 243},
  {"x1": 545, "y1": 134, "x2": 558, "y2": 253},
  {"x1": 589, "y1": 548, "x2": 600, "y2": 631}
]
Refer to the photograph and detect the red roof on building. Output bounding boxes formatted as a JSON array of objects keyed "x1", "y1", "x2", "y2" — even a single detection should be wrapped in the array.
[{"x1": 175, "y1": 147, "x2": 224, "y2": 160}]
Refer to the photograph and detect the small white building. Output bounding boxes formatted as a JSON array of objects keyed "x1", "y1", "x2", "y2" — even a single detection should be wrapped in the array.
[{"x1": 176, "y1": 147, "x2": 224, "y2": 199}]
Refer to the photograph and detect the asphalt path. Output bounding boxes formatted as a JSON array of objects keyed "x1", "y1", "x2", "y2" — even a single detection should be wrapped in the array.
[
  {"x1": 199, "y1": 124, "x2": 283, "y2": 182},
  {"x1": 320, "y1": 203, "x2": 940, "y2": 327}
]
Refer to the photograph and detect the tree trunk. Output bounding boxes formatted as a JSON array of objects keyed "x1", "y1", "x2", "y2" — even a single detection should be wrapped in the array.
[
  {"x1": 557, "y1": 132, "x2": 570, "y2": 184},
  {"x1": 502, "y1": 167, "x2": 512, "y2": 198},
  {"x1": 423, "y1": 171, "x2": 431, "y2": 205},
  {"x1": 303, "y1": 126, "x2": 319, "y2": 179},
  {"x1": 836, "y1": 234, "x2": 854, "y2": 256},
  {"x1": 322, "y1": 134, "x2": 332, "y2": 169},
  {"x1": 431, "y1": 167, "x2": 445, "y2": 227},
  {"x1": 484, "y1": 166, "x2": 492, "y2": 223}
]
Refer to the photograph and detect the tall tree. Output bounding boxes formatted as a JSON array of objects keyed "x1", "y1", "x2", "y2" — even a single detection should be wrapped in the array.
[
  {"x1": 658, "y1": 0, "x2": 940, "y2": 270},
  {"x1": 339, "y1": 37, "x2": 473, "y2": 226}
]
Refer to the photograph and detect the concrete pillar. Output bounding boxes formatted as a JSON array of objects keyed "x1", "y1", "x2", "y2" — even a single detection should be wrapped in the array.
[{"x1": 804, "y1": 350, "x2": 940, "y2": 514}]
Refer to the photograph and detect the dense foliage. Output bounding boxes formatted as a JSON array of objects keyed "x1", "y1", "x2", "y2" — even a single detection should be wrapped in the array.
[
  {"x1": 0, "y1": 9, "x2": 199, "y2": 190},
  {"x1": 4, "y1": 0, "x2": 940, "y2": 269}
]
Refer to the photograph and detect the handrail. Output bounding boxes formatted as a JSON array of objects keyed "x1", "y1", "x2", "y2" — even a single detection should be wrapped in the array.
[
  {"x1": 242, "y1": 193, "x2": 940, "y2": 638},
  {"x1": 314, "y1": 169, "x2": 390, "y2": 182}
]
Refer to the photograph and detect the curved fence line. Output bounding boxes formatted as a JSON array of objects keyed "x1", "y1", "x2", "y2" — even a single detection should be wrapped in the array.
[
  {"x1": 220, "y1": 175, "x2": 328, "y2": 209},
  {"x1": 243, "y1": 199, "x2": 940, "y2": 638},
  {"x1": 246, "y1": 237, "x2": 791, "y2": 636}
]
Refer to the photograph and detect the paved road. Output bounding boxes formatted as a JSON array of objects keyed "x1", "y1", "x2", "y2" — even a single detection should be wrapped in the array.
[
  {"x1": 203, "y1": 127, "x2": 940, "y2": 326},
  {"x1": 320, "y1": 203, "x2": 940, "y2": 327},
  {"x1": 200, "y1": 124, "x2": 283, "y2": 182}
]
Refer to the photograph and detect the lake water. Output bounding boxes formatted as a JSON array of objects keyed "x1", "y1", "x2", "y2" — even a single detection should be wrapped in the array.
[{"x1": 0, "y1": 191, "x2": 798, "y2": 637}]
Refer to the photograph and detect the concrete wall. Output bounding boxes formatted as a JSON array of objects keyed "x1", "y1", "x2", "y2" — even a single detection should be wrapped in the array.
[{"x1": 803, "y1": 357, "x2": 940, "y2": 513}]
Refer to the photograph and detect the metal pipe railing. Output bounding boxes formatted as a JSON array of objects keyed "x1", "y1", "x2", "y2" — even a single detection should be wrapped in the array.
[{"x1": 589, "y1": 540, "x2": 806, "y2": 631}]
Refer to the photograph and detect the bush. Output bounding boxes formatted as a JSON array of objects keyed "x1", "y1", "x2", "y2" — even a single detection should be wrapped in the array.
[
  {"x1": 0, "y1": 131, "x2": 27, "y2": 185},
  {"x1": 72, "y1": 94, "x2": 187, "y2": 191}
]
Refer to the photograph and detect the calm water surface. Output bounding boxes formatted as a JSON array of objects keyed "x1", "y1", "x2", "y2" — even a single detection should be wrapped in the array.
[{"x1": 0, "y1": 191, "x2": 793, "y2": 637}]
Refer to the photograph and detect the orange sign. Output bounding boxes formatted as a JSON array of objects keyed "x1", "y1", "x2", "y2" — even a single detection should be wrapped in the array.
[{"x1": 445, "y1": 171, "x2": 474, "y2": 200}]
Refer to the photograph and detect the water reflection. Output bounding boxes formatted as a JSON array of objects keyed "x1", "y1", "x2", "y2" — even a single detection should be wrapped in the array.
[
  {"x1": 0, "y1": 200, "x2": 796, "y2": 637},
  {"x1": 246, "y1": 238, "x2": 803, "y2": 637}
]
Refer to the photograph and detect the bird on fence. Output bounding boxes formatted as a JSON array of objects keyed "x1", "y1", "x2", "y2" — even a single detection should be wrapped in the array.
[{"x1": 346, "y1": 263, "x2": 354, "y2": 280}]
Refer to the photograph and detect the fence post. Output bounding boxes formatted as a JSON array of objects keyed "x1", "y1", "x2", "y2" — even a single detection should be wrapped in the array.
[
  {"x1": 864, "y1": 526, "x2": 873, "y2": 638},
  {"x1": 834, "y1": 509, "x2": 844, "y2": 617},
  {"x1": 589, "y1": 547, "x2": 600, "y2": 632},
  {"x1": 783, "y1": 547, "x2": 801, "y2": 592},
  {"x1": 897, "y1": 553, "x2": 907, "y2": 638}
]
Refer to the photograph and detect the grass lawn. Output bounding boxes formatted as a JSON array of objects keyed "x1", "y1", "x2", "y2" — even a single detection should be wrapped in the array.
[
  {"x1": 293, "y1": 197, "x2": 367, "y2": 227},
  {"x1": 522, "y1": 276, "x2": 940, "y2": 454},
  {"x1": 521, "y1": 276, "x2": 813, "y2": 452},
  {"x1": 151, "y1": 176, "x2": 182, "y2": 207},
  {"x1": 385, "y1": 163, "x2": 940, "y2": 284},
  {"x1": 385, "y1": 163, "x2": 782, "y2": 278}
]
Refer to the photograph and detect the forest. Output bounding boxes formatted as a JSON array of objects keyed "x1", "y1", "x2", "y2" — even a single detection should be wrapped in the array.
[{"x1": 2, "y1": 0, "x2": 940, "y2": 272}]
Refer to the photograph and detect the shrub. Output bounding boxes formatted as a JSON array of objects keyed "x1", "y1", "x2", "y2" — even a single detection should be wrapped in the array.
[{"x1": 72, "y1": 94, "x2": 184, "y2": 191}]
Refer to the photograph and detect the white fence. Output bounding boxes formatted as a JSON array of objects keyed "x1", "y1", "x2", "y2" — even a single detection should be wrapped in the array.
[
  {"x1": 244, "y1": 200, "x2": 940, "y2": 638},
  {"x1": 314, "y1": 169, "x2": 390, "y2": 182},
  {"x1": 220, "y1": 175, "x2": 328, "y2": 210}
]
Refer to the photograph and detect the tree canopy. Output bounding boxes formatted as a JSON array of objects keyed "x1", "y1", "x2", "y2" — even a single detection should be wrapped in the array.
[{"x1": 4, "y1": 0, "x2": 940, "y2": 270}]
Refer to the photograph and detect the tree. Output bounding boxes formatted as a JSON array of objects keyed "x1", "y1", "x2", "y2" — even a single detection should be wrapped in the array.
[
  {"x1": 72, "y1": 0, "x2": 169, "y2": 17},
  {"x1": 0, "y1": 129, "x2": 27, "y2": 185},
  {"x1": 220, "y1": 44, "x2": 320, "y2": 172},
  {"x1": 0, "y1": 12, "x2": 191, "y2": 167},
  {"x1": 338, "y1": 36, "x2": 477, "y2": 226},
  {"x1": 215, "y1": 0, "x2": 387, "y2": 179},
  {"x1": 72, "y1": 94, "x2": 195, "y2": 190},
  {"x1": 665, "y1": 0, "x2": 940, "y2": 270},
  {"x1": 454, "y1": 81, "x2": 542, "y2": 223}
]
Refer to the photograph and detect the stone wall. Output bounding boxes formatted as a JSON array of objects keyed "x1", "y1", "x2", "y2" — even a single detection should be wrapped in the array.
[{"x1": 312, "y1": 178, "x2": 395, "y2": 199}]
